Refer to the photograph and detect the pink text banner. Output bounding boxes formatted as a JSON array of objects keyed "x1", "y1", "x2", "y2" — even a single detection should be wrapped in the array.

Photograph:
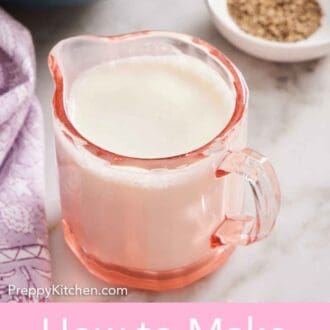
[{"x1": 1, "y1": 303, "x2": 329, "y2": 330}]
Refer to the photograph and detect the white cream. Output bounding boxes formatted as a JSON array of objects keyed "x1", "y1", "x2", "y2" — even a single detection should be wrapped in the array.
[
  {"x1": 56, "y1": 54, "x2": 245, "y2": 272},
  {"x1": 68, "y1": 55, "x2": 235, "y2": 158}
]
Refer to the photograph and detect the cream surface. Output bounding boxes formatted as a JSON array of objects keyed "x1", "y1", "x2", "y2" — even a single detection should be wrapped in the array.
[{"x1": 68, "y1": 55, "x2": 235, "y2": 158}]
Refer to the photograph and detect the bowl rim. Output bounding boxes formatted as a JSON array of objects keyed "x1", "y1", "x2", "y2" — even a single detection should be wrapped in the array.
[{"x1": 206, "y1": 0, "x2": 330, "y2": 50}]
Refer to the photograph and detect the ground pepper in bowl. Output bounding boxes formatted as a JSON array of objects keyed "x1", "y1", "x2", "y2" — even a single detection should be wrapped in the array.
[{"x1": 227, "y1": 0, "x2": 323, "y2": 42}]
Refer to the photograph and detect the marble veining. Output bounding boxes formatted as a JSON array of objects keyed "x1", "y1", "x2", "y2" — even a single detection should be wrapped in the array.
[{"x1": 6, "y1": 0, "x2": 330, "y2": 302}]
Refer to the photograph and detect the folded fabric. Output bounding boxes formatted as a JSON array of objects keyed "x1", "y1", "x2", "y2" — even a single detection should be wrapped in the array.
[{"x1": 0, "y1": 8, "x2": 51, "y2": 302}]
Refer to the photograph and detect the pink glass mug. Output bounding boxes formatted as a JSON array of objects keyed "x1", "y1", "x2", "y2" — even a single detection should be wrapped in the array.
[{"x1": 49, "y1": 31, "x2": 281, "y2": 291}]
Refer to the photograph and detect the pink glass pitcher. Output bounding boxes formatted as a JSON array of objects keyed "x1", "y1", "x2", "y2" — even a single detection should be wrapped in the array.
[{"x1": 49, "y1": 31, "x2": 281, "y2": 291}]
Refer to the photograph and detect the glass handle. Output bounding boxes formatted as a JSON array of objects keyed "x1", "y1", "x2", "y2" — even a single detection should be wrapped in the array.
[{"x1": 211, "y1": 148, "x2": 281, "y2": 247}]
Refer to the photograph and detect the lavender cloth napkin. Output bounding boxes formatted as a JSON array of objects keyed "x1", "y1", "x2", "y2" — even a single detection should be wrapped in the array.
[{"x1": 0, "y1": 8, "x2": 51, "y2": 302}]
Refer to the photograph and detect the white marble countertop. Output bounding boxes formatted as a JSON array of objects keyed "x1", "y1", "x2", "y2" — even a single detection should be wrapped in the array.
[{"x1": 7, "y1": 0, "x2": 330, "y2": 302}]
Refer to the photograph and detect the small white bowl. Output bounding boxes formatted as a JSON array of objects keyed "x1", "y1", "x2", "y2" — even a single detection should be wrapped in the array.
[{"x1": 206, "y1": 0, "x2": 330, "y2": 62}]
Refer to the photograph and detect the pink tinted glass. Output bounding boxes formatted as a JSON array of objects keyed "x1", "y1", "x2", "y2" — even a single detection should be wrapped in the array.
[{"x1": 49, "y1": 31, "x2": 280, "y2": 291}]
